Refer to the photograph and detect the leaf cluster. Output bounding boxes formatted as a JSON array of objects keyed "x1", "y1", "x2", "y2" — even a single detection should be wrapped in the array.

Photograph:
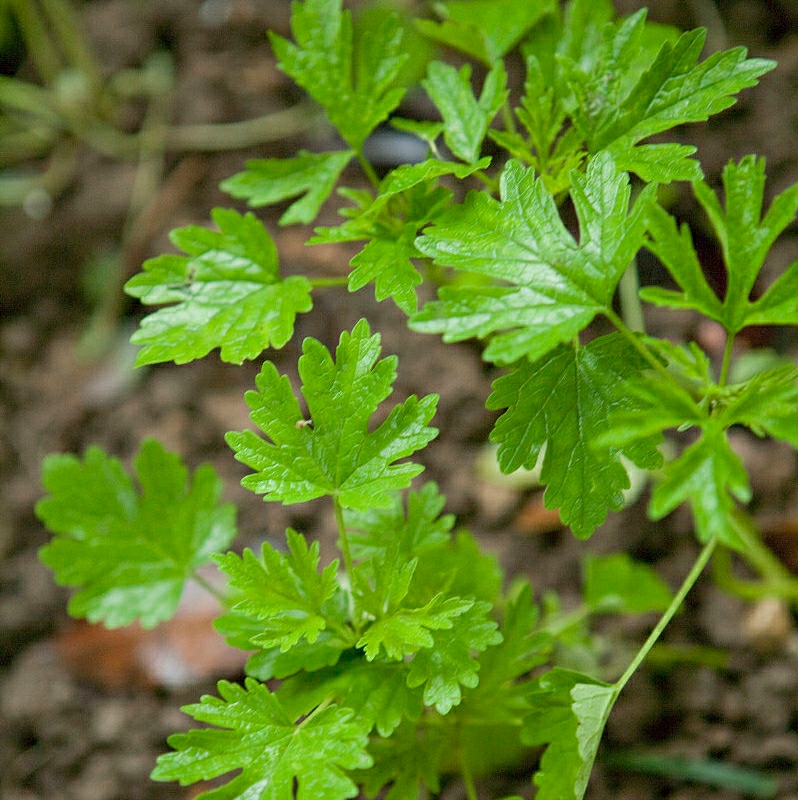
[{"x1": 34, "y1": 0, "x2": 798, "y2": 799}]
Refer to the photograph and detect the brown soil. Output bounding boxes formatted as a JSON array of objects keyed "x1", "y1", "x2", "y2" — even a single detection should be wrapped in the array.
[{"x1": 2, "y1": 2, "x2": 798, "y2": 799}]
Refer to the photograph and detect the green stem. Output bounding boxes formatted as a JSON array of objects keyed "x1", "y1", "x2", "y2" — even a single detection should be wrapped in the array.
[
  {"x1": 614, "y1": 536, "x2": 717, "y2": 696},
  {"x1": 618, "y1": 259, "x2": 646, "y2": 333},
  {"x1": 191, "y1": 571, "x2": 229, "y2": 605},
  {"x1": 605, "y1": 308, "x2": 672, "y2": 382},
  {"x1": 310, "y1": 276, "x2": 350, "y2": 288},
  {"x1": 460, "y1": 749, "x2": 479, "y2": 800},
  {"x1": 355, "y1": 148, "x2": 381, "y2": 190},
  {"x1": 333, "y1": 497, "x2": 355, "y2": 581},
  {"x1": 718, "y1": 332, "x2": 735, "y2": 387}
]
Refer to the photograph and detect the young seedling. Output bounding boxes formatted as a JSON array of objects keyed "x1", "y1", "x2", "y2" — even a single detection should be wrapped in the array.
[{"x1": 36, "y1": 1, "x2": 798, "y2": 798}]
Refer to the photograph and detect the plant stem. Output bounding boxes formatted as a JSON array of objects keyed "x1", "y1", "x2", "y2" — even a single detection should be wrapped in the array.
[
  {"x1": 618, "y1": 259, "x2": 646, "y2": 333},
  {"x1": 614, "y1": 536, "x2": 717, "y2": 696},
  {"x1": 333, "y1": 497, "x2": 356, "y2": 581},
  {"x1": 356, "y1": 148, "x2": 381, "y2": 190},
  {"x1": 718, "y1": 332, "x2": 735, "y2": 387},
  {"x1": 605, "y1": 308, "x2": 672, "y2": 382},
  {"x1": 191, "y1": 571, "x2": 229, "y2": 605},
  {"x1": 310, "y1": 276, "x2": 350, "y2": 288}
]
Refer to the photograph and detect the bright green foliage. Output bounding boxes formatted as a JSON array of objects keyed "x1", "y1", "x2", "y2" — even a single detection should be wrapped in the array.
[
  {"x1": 583, "y1": 553, "x2": 673, "y2": 614},
  {"x1": 406, "y1": 600, "x2": 502, "y2": 713},
  {"x1": 487, "y1": 334, "x2": 662, "y2": 538},
  {"x1": 220, "y1": 150, "x2": 353, "y2": 225},
  {"x1": 311, "y1": 159, "x2": 489, "y2": 314},
  {"x1": 345, "y1": 480, "x2": 454, "y2": 560},
  {"x1": 215, "y1": 530, "x2": 344, "y2": 652},
  {"x1": 642, "y1": 156, "x2": 798, "y2": 332},
  {"x1": 523, "y1": 669, "x2": 616, "y2": 800},
  {"x1": 411, "y1": 152, "x2": 655, "y2": 364},
  {"x1": 503, "y1": 0, "x2": 774, "y2": 187},
  {"x1": 651, "y1": 423, "x2": 751, "y2": 547},
  {"x1": 152, "y1": 678, "x2": 372, "y2": 800},
  {"x1": 226, "y1": 319, "x2": 438, "y2": 508},
  {"x1": 415, "y1": 0, "x2": 554, "y2": 65},
  {"x1": 124, "y1": 208, "x2": 312, "y2": 365},
  {"x1": 36, "y1": 2, "x2": 798, "y2": 799},
  {"x1": 269, "y1": 0, "x2": 408, "y2": 151},
  {"x1": 36, "y1": 439, "x2": 236, "y2": 628},
  {"x1": 421, "y1": 61, "x2": 508, "y2": 165}
]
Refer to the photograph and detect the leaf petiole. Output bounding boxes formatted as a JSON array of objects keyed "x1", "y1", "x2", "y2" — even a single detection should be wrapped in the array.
[{"x1": 614, "y1": 536, "x2": 717, "y2": 696}]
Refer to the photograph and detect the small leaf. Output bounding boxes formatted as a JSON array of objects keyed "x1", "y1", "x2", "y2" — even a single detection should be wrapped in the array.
[
  {"x1": 152, "y1": 678, "x2": 372, "y2": 800},
  {"x1": 411, "y1": 153, "x2": 655, "y2": 364},
  {"x1": 357, "y1": 594, "x2": 473, "y2": 662},
  {"x1": 124, "y1": 208, "x2": 312, "y2": 365},
  {"x1": 421, "y1": 60, "x2": 508, "y2": 165},
  {"x1": 226, "y1": 319, "x2": 438, "y2": 509},
  {"x1": 36, "y1": 439, "x2": 236, "y2": 628},
  {"x1": 406, "y1": 601, "x2": 502, "y2": 713},
  {"x1": 270, "y1": 0, "x2": 407, "y2": 151},
  {"x1": 221, "y1": 150, "x2": 353, "y2": 225},
  {"x1": 523, "y1": 668, "x2": 616, "y2": 800},
  {"x1": 650, "y1": 424, "x2": 751, "y2": 547},
  {"x1": 215, "y1": 530, "x2": 344, "y2": 652}
]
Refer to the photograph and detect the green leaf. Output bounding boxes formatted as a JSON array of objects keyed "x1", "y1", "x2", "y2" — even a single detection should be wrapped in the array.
[
  {"x1": 226, "y1": 319, "x2": 438, "y2": 509},
  {"x1": 421, "y1": 60, "x2": 508, "y2": 164},
  {"x1": 215, "y1": 530, "x2": 345, "y2": 652},
  {"x1": 415, "y1": 0, "x2": 554, "y2": 65},
  {"x1": 36, "y1": 439, "x2": 236, "y2": 628},
  {"x1": 411, "y1": 152, "x2": 655, "y2": 364},
  {"x1": 583, "y1": 553, "x2": 672, "y2": 614},
  {"x1": 565, "y1": 13, "x2": 774, "y2": 181},
  {"x1": 152, "y1": 678, "x2": 372, "y2": 800},
  {"x1": 644, "y1": 157, "x2": 798, "y2": 333},
  {"x1": 523, "y1": 668, "x2": 616, "y2": 800},
  {"x1": 406, "y1": 601, "x2": 502, "y2": 713},
  {"x1": 487, "y1": 334, "x2": 663, "y2": 539},
  {"x1": 345, "y1": 481, "x2": 454, "y2": 561},
  {"x1": 214, "y1": 612, "x2": 346, "y2": 680},
  {"x1": 357, "y1": 594, "x2": 473, "y2": 662},
  {"x1": 278, "y1": 655, "x2": 424, "y2": 737},
  {"x1": 718, "y1": 365, "x2": 798, "y2": 447},
  {"x1": 269, "y1": 0, "x2": 407, "y2": 151},
  {"x1": 220, "y1": 150, "x2": 353, "y2": 225},
  {"x1": 124, "y1": 208, "x2": 312, "y2": 365},
  {"x1": 312, "y1": 162, "x2": 488, "y2": 314},
  {"x1": 355, "y1": 719, "x2": 444, "y2": 800},
  {"x1": 650, "y1": 423, "x2": 751, "y2": 547}
]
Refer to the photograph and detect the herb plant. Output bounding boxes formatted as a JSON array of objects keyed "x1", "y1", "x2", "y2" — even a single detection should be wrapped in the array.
[{"x1": 35, "y1": 1, "x2": 798, "y2": 798}]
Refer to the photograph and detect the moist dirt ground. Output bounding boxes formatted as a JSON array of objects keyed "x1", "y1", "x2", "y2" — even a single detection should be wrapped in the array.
[{"x1": 3, "y1": 1, "x2": 798, "y2": 799}]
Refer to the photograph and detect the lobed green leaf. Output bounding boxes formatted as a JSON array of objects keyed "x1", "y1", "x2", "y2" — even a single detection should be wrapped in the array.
[
  {"x1": 124, "y1": 208, "x2": 312, "y2": 365},
  {"x1": 226, "y1": 319, "x2": 438, "y2": 509},
  {"x1": 152, "y1": 678, "x2": 372, "y2": 800},
  {"x1": 36, "y1": 439, "x2": 236, "y2": 628},
  {"x1": 269, "y1": 0, "x2": 407, "y2": 151},
  {"x1": 221, "y1": 150, "x2": 353, "y2": 225},
  {"x1": 488, "y1": 334, "x2": 663, "y2": 539}
]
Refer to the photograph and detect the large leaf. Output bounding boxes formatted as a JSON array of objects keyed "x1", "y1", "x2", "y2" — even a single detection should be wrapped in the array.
[
  {"x1": 487, "y1": 334, "x2": 663, "y2": 539},
  {"x1": 125, "y1": 208, "x2": 312, "y2": 365},
  {"x1": 152, "y1": 678, "x2": 372, "y2": 800},
  {"x1": 642, "y1": 156, "x2": 798, "y2": 332},
  {"x1": 411, "y1": 152, "x2": 655, "y2": 364},
  {"x1": 36, "y1": 439, "x2": 236, "y2": 628},
  {"x1": 269, "y1": 0, "x2": 407, "y2": 151},
  {"x1": 226, "y1": 319, "x2": 438, "y2": 509}
]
